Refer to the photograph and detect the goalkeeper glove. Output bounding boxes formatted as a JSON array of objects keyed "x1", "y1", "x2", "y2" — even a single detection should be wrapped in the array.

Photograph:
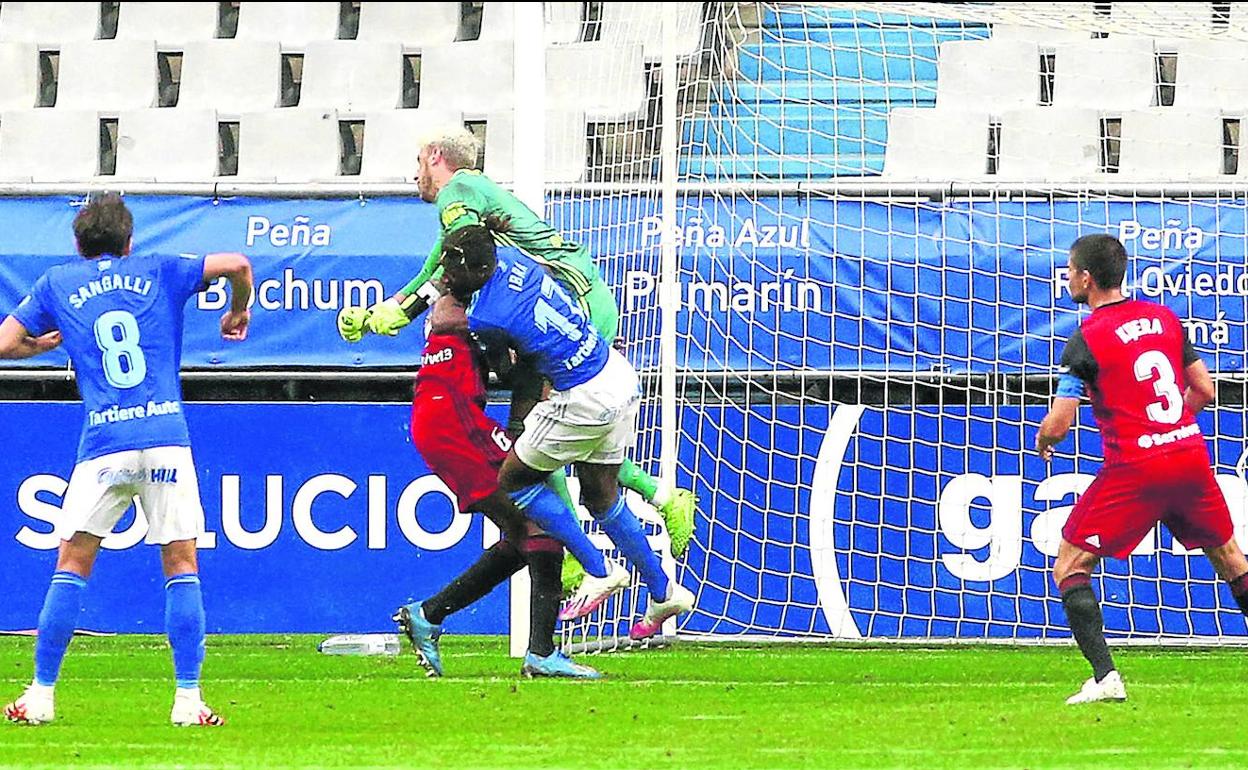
[
  {"x1": 365, "y1": 298, "x2": 411, "y2": 337},
  {"x1": 336, "y1": 305, "x2": 371, "y2": 343}
]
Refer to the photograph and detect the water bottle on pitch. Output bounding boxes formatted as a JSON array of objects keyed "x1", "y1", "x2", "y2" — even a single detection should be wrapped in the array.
[{"x1": 317, "y1": 633, "x2": 401, "y2": 656}]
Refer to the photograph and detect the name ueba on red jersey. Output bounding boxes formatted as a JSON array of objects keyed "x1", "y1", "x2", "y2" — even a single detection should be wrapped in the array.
[{"x1": 1060, "y1": 299, "x2": 1203, "y2": 466}]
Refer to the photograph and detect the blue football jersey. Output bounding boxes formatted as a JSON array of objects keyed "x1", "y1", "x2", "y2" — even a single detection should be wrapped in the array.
[
  {"x1": 10, "y1": 253, "x2": 207, "y2": 461},
  {"x1": 466, "y1": 247, "x2": 608, "y2": 391}
]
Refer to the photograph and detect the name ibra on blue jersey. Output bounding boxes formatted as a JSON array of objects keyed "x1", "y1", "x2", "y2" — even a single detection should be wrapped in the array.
[{"x1": 67, "y1": 274, "x2": 153, "y2": 309}]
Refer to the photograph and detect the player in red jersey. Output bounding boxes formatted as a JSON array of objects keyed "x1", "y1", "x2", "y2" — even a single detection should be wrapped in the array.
[
  {"x1": 1037, "y1": 234, "x2": 1248, "y2": 704},
  {"x1": 390, "y1": 295, "x2": 600, "y2": 678}
]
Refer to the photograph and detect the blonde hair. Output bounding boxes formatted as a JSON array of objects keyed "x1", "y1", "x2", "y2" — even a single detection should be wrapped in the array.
[{"x1": 420, "y1": 128, "x2": 481, "y2": 171}]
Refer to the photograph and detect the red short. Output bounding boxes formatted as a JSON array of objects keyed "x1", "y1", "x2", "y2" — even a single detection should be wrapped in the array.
[
  {"x1": 1062, "y1": 444, "x2": 1234, "y2": 559},
  {"x1": 410, "y1": 385, "x2": 511, "y2": 513}
]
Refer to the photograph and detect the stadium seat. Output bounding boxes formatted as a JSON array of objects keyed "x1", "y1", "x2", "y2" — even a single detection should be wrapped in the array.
[
  {"x1": 235, "y1": 2, "x2": 340, "y2": 50},
  {"x1": 482, "y1": 110, "x2": 587, "y2": 184},
  {"x1": 990, "y1": 23, "x2": 1093, "y2": 44},
  {"x1": 0, "y1": 42, "x2": 39, "y2": 110},
  {"x1": 420, "y1": 41, "x2": 513, "y2": 116},
  {"x1": 356, "y1": 2, "x2": 459, "y2": 49},
  {"x1": 56, "y1": 40, "x2": 158, "y2": 111},
  {"x1": 1173, "y1": 41, "x2": 1248, "y2": 111},
  {"x1": 547, "y1": 43, "x2": 647, "y2": 121},
  {"x1": 0, "y1": 109, "x2": 100, "y2": 181},
  {"x1": 237, "y1": 109, "x2": 342, "y2": 181},
  {"x1": 177, "y1": 40, "x2": 283, "y2": 113},
  {"x1": 115, "y1": 2, "x2": 219, "y2": 48},
  {"x1": 1052, "y1": 38, "x2": 1156, "y2": 109},
  {"x1": 996, "y1": 108, "x2": 1101, "y2": 180},
  {"x1": 936, "y1": 40, "x2": 1040, "y2": 109},
  {"x1": 299, "y1": 40, "x2": 404, "y2": 112},
  {"x1": 1117, "y1": 109, "x2": 1224, "y2": 178},
  {"x1": 0, "y1": 2, "x2": 101, "y2": 44},
  {"x1": 599, "y1": 2, "x2": 702, "y2": 60},
  {"x1": 478, "y1": 2, "x2": 583, "y2": 44},
  {"x1": 1111, "y1": 2, "x2": 1217, "y2": 39},
  {"x1": 359, "y1": 109, "x2": 464, "y2": 181},
  {"x1": 883, "y1": 108, "x2": 990, "y2": 179},
  {"x1": 114, "y1": 109, "x2": 219, "y2": 181}
]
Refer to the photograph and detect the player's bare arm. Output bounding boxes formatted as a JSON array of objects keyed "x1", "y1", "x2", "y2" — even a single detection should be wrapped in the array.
[
  {"x1": 1036, "y1": 397, "x2": 1079, "y2": 461},
  {"x1": 1183, "y1": 358, "x2": 1216, "y2": 414},
  {"x1": 203, "y1": 252, "x2": 253, "y2": 342},
  {"x1": 0, "y1": 315, "x2": 61, "y2": 359}
]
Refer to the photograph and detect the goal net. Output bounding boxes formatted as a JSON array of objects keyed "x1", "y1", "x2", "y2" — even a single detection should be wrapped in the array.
[{"x1": 535, "y1": 1, "x2": 1248, "y2": 649}]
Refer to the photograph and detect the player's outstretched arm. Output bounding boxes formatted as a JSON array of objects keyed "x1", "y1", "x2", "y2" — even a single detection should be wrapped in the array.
[
  {"x1": 1036, "y1": 397, "x2": 1079, "y2": 461},
  {"x1": 1184, "y1": 358, "x2": 1217, "y2": 415},
  {"x1": 0, "y1": 316, "x2": 61, "y2": 359},
  {"x1": 204, "y1": 252, "x2": 253, "y2": 342}
]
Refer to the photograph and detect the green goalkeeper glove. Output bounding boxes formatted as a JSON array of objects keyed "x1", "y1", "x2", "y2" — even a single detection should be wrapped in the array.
[
  {"x1": 365, "y1": 298, "x2": 411, "y2": 337},
  {"x1": 336, "y1": 305, "x2": 371, "y2": 343}
]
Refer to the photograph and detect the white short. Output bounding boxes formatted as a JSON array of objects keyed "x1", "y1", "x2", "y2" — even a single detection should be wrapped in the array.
[
  {"x1": 515, "y1": 348, "x2": 642, "y2": 473},
  {"x1": 59, "y1": 446, "x2": 205, "y2": 546}
]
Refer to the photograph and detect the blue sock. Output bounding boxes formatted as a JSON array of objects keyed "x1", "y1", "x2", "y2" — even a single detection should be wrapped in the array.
[
  {"x1": 165, "y1": 574, "x2": 206, "y2": 691},
  {"x1": 510, "y1": 484, "x2": 609, "y2": 578},
  {"x1": 34, "y1": 571, "x2": 87, "y2": 687},
  {"x1": 595, "y1": 494, "x2": 671, "y2": 601}
]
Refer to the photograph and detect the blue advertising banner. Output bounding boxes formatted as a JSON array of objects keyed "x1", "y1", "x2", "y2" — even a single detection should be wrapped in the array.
[
  {"x1": 0, "y1": 401, "x2": 511, "y2": 634},
  {"x1": 0, "y1": 194, "x2": 1243, "y2": 371}
]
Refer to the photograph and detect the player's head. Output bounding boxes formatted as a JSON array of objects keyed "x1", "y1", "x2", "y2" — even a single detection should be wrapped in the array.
[
  {"x1": 416, "y1": 128, "x2": 481, "y2": 203},
  {"x1": 73, "y1": 192, "x2": 133, "y2": 259},
  {"x1": 441, "y1": 224, "x2": 497, "y2": 298},
  {"x1": 1067, "y1": 234, "x2": 1127, "y2": 304}
]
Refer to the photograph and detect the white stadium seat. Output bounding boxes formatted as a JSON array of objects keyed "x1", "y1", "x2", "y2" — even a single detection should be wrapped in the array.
[
  {"x1": 420, "y1": 40, "x2": 513, "y2": 116},
  {"x1": 178, "y1": 40, "x2": 283, "y2": 113},
  {"x1": 990, "y1": 23, "x2": 1093, "y2": 44},
  {"x1": 422, "y1": 40, "x2": 648, "y2": 120},
  {"x1": 235, "y1": 2, "x2": 340, "y2": 50},
  {"x1": 1173, "y1": 41, "x2": 1248, "y2": 111},
  {"x1": 356, "y1": 2, "x2": 459, "y2": 49},
  {"x1": 483, "y1": 110, "x2": 587, "y2": 184},
  {"x1": 115, "y1": 2, "x2": 219, "y2": 48},
  {"x1": 0, "y1": 2, "x2": 101, "y2": 45},
  {"x1": 359, "y1": 109, "x2": 464, "y2": 181},
  {"x1": 937, "y1": 40, "x2": 1041, "y2": 110},
  {"x1": 0, "y1": 109, "x2": 100, "y2": 181},
  {"x1": 478, "y1": 2, "x2": 583, "y2": 44},
  {"x1": 546, "y1": 43, "x2": 647, "y2": 121},
  {"x1": 599, "y1": 2, "x2": 702, "y2": 60},
  {"x1": 115, "y1": 108, "x2": 219, "y2": 181},
  {"x1": 299, "y1": 40, "x2": 404, "y2": 112},
  {"x1": 1117, "y1": 109, "x2": 1224, "y2": 179},
  {"x1": 0, "y1": 42, "x2": 40, "y2": 110},
  {"x1": 1052, "y1": 38, "x2": 1156, "y2": 109},
  {"x1": 237, "y1": 109, "x2": 341, "y2": 181},
  {"x1": 997, "y1": 108, "x2": 1101, "y2": 180},
  {"x1": 883, "y1": 108, "x2": 991, "y2": 180},
  {"x1": 56, "y1": 40, "x2": 158, "y2": 111}
]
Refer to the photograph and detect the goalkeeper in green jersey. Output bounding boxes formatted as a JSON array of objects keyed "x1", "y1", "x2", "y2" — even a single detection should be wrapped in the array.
[{"x1": 337, "y1": 127, "x2": 696, "y2": 581}]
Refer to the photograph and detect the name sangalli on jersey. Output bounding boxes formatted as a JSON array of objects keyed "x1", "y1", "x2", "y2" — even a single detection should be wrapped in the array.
[
  {"x1": 1114, "y1": 317, "x2": 1164, "y2": 344},
  {"x1": 67, "y1": 274, "x2": 153, "y2": 309}
]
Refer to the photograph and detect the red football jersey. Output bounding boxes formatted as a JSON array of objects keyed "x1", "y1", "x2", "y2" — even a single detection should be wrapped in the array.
[
  {"x1": 414, "y1": 331, "x2": 487, "y2": 403},
  {"x1": 1061, "y1": 299, "x2": 1203, "y2": 465}
]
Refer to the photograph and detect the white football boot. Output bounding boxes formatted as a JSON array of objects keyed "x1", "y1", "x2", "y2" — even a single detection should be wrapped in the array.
[
  {"x1": 1065, "y1": 670, "x2": 1127, "y2": 705},
  {"x1": 4, "y1": 684, "x2": 54, "y2": 725},
  {"x1": 559, "y1": 560, "x2": 631, "y2": 621},
  {"x1": 171, "y1": 690, "x2": 225, "y2": 727},
  {"x1": 629, "y1": 583, "x2": 695, "y2": 640}
]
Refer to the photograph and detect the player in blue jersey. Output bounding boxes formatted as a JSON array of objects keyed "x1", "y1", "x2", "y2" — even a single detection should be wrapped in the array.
[
  {"x1": 0, "y1": 194, "x2": 253, "y2": 727},
  {"x1": 432, "y1": 220, "x2": 695, "y2": 639}
]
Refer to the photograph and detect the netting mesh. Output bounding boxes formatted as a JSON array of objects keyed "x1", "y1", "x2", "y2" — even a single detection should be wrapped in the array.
[{"x1": 536, "y1": 2, "x2": 1248, "y2": 648}]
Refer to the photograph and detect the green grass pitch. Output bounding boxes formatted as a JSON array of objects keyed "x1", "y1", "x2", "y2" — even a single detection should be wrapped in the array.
[{"x1": 1, "y1": 635, "x2": 1246, "y2": 769}]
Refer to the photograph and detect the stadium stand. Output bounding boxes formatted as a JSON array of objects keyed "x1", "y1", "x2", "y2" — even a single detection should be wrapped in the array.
[
  {"x1": 234, "y1": 2, "x2": 340, "y2": 50},
  {"x1": 355, "y1": 3, "x2": 459, "y2": 49},
  {"x1": 935, "y1": 40, "x2": 1040, "y2": 109},
  {"x1": 299, "y1": 40, "x2": 405, "y2": 112},
  {"x1": 1116, "y1": 109, "x2": 1224, "y2": 178},
  {"x1": 483, "y1": 109, "x2": 589, "y2": 184},
  {"x1": 359, "y1": 109, "x2": 464, "y2": 181},
  {"x1": 882, "y1": 107, "x2": 990, "y2": 180},
  {"x1": 236, "y1": 109, "x2": 341, "y2": 182},
  {"x1": 995, "y1": 108, "x2": 1101, "y2": 180},
  {"x1": 56, "y1": 39, "x2": 159, "y2": 110},
  {"x1": 0, "y1": 42, "x2": 39, "y2": 110},
  {"x1": 0, "y1": 109, "x2": 101, "y2": 181},
  {"x1": 1173, "y1": 41, "x2": 1248, "y2": 110},
  {"x1": 1051, "y1": 38, "x2": 1156, "y2": 109}
]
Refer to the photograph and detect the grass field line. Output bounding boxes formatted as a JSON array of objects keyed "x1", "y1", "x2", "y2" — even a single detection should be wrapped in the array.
[{"x1": 0, "y1": 675, "x2": 1206, "y2": 689}]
